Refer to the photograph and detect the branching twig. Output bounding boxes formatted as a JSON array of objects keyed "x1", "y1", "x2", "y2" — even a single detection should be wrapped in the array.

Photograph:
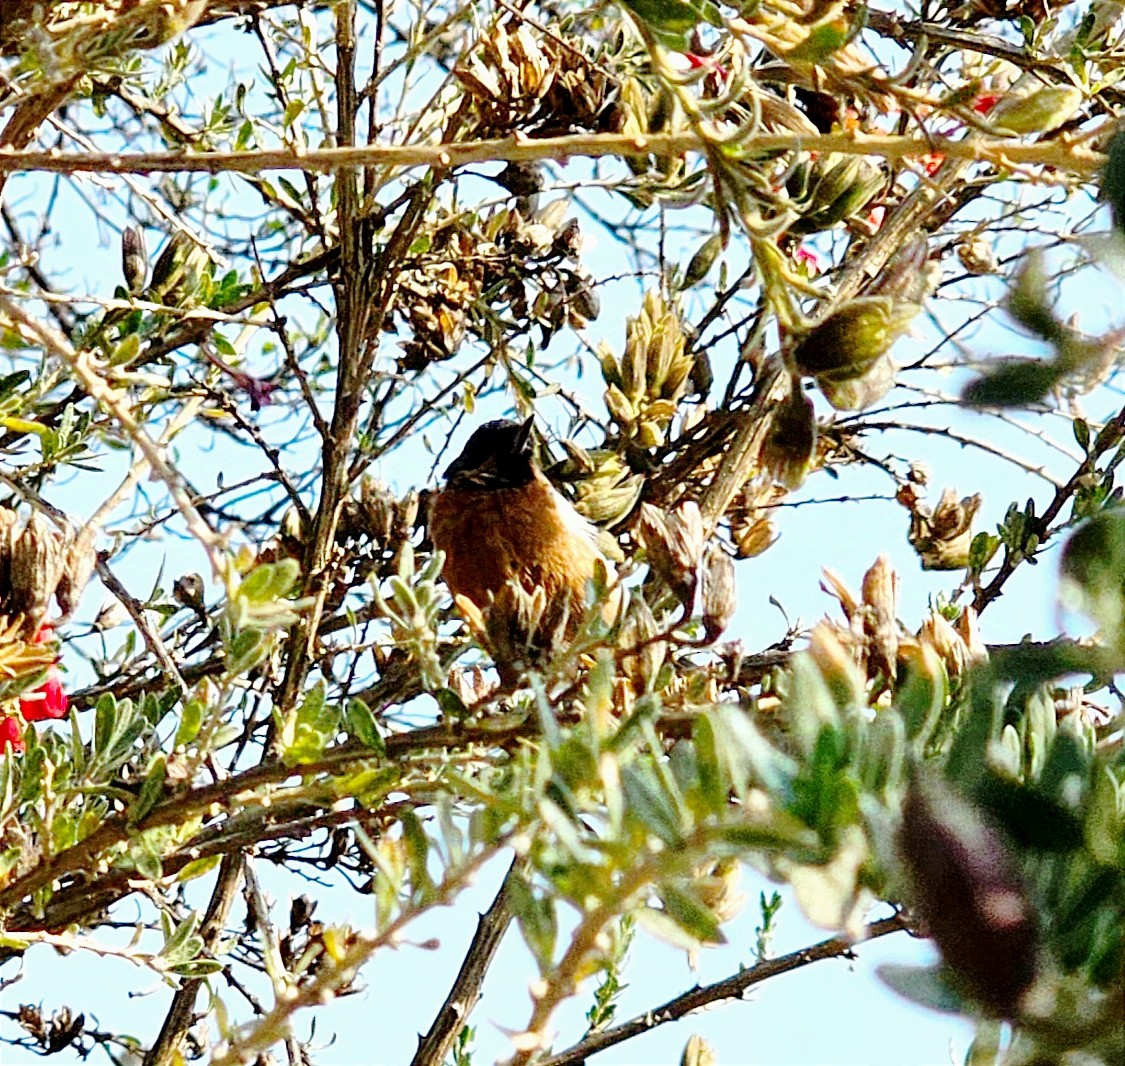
[{"x1": 540, "y1": 913, "x2": 910, "y2": 1066}]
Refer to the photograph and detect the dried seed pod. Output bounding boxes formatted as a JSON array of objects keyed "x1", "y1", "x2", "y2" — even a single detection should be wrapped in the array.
[
  {"x1": 700, "y1": 543, "x2": 736, "y2": 643},
  {"x1": 620, "y1": 593, "x2": 665, "y2": 693},
  {"x1": 860, "y1": 554, "x2": 898, "y2": 680},
  {"x1": 173, "y1": 573, "x2": 206, "y2": 616},
  {"x1": 917, "y1": 609, "x2": 972, "y2": 677},
  {"x1": 639, "y1": 501, "x2": 704, "y2": 607},
  {"x1": 359, "y1": 478, "x2": 398, "y2": 550},
  {"x1": 121, "y1": 225, "x2": 148, "y2": 293},
  {"x1": 899, "y1": 774, "x2": 1039, "y2": 1016},
  {"x1": 0, "y1": 507, "x2": 19, "y2": 605},
  {"x1": 958, "y1": 238, "x2": 996, "y2": 276},
  {"x1": 10, "y1": 514, "x2": 64, "y2": 632},
  {"x1": 55, "y1": 528, "x2": 96, "y2": 618},
  {"x1": 761, "y1": 385, "x2": 816, "y2": 490}
]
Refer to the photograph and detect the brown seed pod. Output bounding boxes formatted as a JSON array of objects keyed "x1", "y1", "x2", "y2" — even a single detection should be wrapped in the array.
[
  {"x1": 700, "y1": 543, "x2": 736, "y2": 644},
  {"x1": 10, "y1": 514, "x2": 64, "y2": 633},
  {"x1": 55, "y1": 528, "x2": 96, "y2": 619},
  {"x1": 0, "y1": 507, "x2": 19, "y2": 605},
  {"x1": 638, "y1": 501, "x2": 703, "y2": 607}
]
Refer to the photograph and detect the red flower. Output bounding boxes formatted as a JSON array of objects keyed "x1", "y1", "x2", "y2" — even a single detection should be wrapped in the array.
[
  {"x1": 0, "y1": 714, "x2": 24, "y2": 753},
  {"x1": 921, "y1": 152, "x2": 945, "y2": 177},
  {"x1": 19, "y1": 668, "x2": 68, "y2": 722},
  {"x1": 972, "y1": 93, "x2": 1001, "y2": 115}
]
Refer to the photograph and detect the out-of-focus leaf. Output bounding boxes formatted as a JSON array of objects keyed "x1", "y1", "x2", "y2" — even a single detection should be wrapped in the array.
[
  {"x1": 1102, "y1": 125, "x2": 1125, "y2": 234},
  {"x1": 962, "y1": 358, "x2": 1065, "y2": 407},
  {"x1": 657, "y1": 883, "x2": 726, "y2": 945},
  {"x1": 878, "y1": 963, "x2": 966, "y2": 1014},
  {"x1": 1060, "y1": 510, "x2": 1125, "y2": 656}
]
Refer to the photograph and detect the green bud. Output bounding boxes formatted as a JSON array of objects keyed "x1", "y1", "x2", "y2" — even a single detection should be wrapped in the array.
[
  {"x1": 989, "y1": 84, "x2": 1082, "y2": 136},
  {"x1": 682, "y1": 234, "x2": 723, "y2": 289},
  {"x1": 793, "y1": 298, "x2": 917, "y2": 381}
]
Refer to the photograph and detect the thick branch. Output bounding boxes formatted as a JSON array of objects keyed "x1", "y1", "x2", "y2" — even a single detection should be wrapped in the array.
[
  {"x1": 0, "y1": 129, "x2": 1105, "y2": 178},
  {"x1": 412, "y1": 858, "x2": 519, "y2": 1066}
]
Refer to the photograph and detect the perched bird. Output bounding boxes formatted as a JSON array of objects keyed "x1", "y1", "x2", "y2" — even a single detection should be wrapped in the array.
[{"x1": 429, "y1": 417, "x2": 616, "y2": 675}]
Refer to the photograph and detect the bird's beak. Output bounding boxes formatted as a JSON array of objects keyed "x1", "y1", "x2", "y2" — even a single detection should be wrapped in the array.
[{"x1": 514, "y1": 415, "x2": 535, "y2": 455}]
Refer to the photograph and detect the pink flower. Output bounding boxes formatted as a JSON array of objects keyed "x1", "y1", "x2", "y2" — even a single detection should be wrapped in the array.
[
  {"x1": 794, "y1": 246, "x2": 824, "y2": 276},
  {"x1": 19, "y1": 668, "x2": 68, "y2": 722},
  {"x1": 0, "y1": 715, "x2": 24, "y2": 753}
]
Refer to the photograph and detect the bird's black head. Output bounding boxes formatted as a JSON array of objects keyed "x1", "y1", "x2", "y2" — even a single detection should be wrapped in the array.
[{"x1": 443, "y1": 417, "x2": 536, "y2": 489}]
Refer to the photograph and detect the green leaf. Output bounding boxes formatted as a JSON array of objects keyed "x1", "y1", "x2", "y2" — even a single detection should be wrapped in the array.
[
  {"x1": 159, "y1": 912, "x2": 202, "y2": 965},
  {"x1": 176, "y1": 855, "x2": 222, "y2": 883},
  {"x1": 345, "y1": 698, "x2": 385, "y2": 755},
  {"x1": 1102, "y1": 126, "x2": 1125, "y2": 234},
  {"x1": 508, "y1": 875, "x2": 558, "y2": 972},
  {"x1": 618, "y1": 0, "x2": 722, "y2": 38},
  {"x1": 175, "y1": 698, "x2": 205, "y2": 748},
  {"x1": 1060, "y1": 510, "x2": 1125, "y2": 655},
  {"x1": 657, "y1": 884, "x2": 726, "y2": 945},
  {"x1": 622, "y1": 763, "x2": 684, "y2": 845},
  {"x1": 878, "y1": 964, "x2": 966, "y2": 1014},
  {"x1": 279, "y1": 681, "x2": 340, "y2": 766},
  {"x1": 635, "y1": 904, "x2": 706, "y2": 952},
  {"x1": 961, "y1": 358, "x2": 1065, "y2": 407},
  {"x1": 129, "y1": 755, "x2": 167, "y2": 825}
]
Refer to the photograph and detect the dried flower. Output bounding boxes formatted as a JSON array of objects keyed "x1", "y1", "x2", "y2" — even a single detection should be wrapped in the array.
[
  {"x1": 700, "y1": 543, "x2": 736, "y2": 643},
  {"x1": 638, "y1": 501, "x2": 704, "y2": 607},
  {"x1": 899, "y1": 486, "x2": 982, "y2": 571}
]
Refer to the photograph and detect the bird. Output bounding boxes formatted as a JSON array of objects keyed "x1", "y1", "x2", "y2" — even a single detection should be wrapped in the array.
[{"x1": 429, "y1": 417, "x2": 617, "y2": 676}]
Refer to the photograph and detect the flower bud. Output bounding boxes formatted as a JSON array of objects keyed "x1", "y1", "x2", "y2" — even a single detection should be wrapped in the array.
[
  {"x1": 683, "y1": 234, "x2": 723, "y2": 289},
  {"x1": 989, "y1": 83, "x2": 1083, "y2": 136},
  {"x1": 793, "y1": 297, "x2": 917, "y2": 381},
  {"x1": 681, "y1": 1034, "x2": 717, "y2": 1066}
]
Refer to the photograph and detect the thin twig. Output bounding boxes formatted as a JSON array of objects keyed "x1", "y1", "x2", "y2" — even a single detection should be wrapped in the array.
[{"x1": 540, "y1": 913, "x2": 910, "y2": 1066}]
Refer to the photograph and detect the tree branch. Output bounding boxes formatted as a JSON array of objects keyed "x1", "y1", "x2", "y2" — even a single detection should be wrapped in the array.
[
  {"x1": 412, "y1": 857, "x2": 519, "y2": 1066},
  {"x1": 540, "y1": 913, "x2": 910, "y2": 1066},
  {"x1": 0, "y1": 128, "x2": 1105, "y2": 178}
]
